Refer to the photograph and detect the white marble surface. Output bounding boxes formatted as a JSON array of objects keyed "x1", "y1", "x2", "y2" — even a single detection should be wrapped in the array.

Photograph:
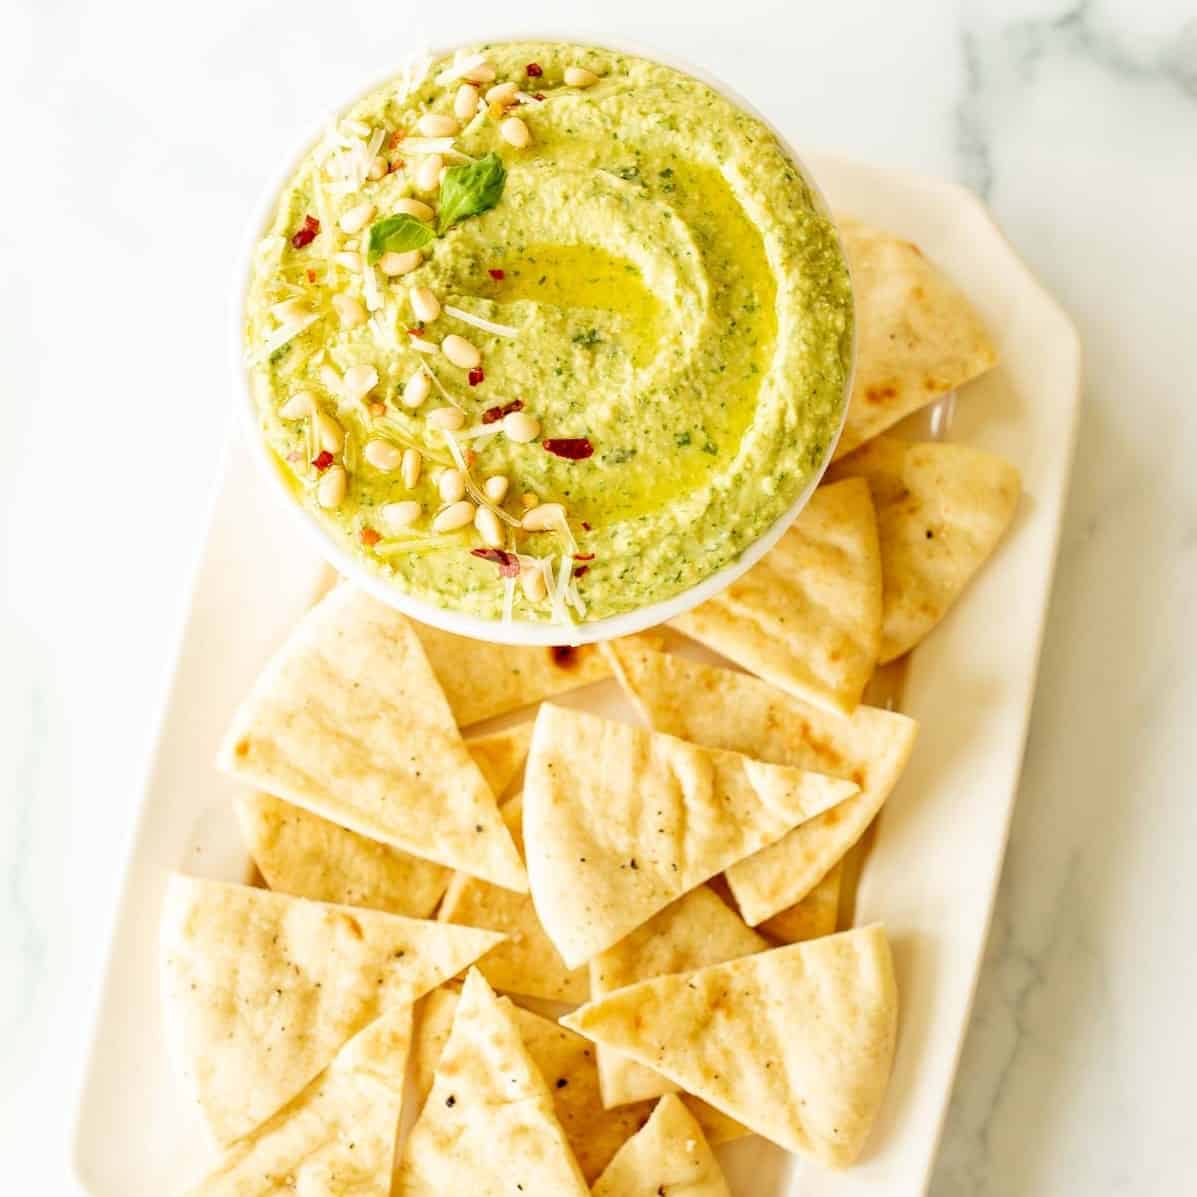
[{"x1": 2, "y1": 1, "x2": 1194, "y2": 1192}]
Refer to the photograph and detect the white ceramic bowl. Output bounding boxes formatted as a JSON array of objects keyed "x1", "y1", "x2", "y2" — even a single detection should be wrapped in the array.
[{"x1": 232, "y1": 35, "x2": 854, "y2": 646}]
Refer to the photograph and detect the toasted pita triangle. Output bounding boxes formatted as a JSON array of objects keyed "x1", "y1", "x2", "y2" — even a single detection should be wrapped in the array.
[
  {"x1": 394, "y1": 970, "x2": 588, "y2": 1197},
  {"x1": 591, "y1": 887, "x2": 766, "y2": 1108},
  {"x1": 564, "y1": 926, "x2": 898, "y2": 1167},
  {"x1": 235, "y1": 793, "x2": 450, "y2": 919},
  {"x1": 592, "y1": 1094, "x2": 731, "y2": 1197},
  {"x1": 465, "y1": 722, "x2": 534, "y2": 797},
  {"x1": 184, "y1": 1005, "x2": 411, "y2": 1197},
  {"x1": 834, "y1": 217, "x2": 998, "y2": 459},
  {"x1": 411, "y1": 989, "x2": 743, "y2": 1182},
  {"x1": 826, "y1": 436, "x2": 1021, "y2": 661},
  {"x1": 606, "y1": 641, "x2": 917, "y2": 926},
  {"x1": 758, "y1": 861, "x2": 843, "y2": 943},
  {"x1": 439, "y1": 793, "x2": 588, "y2": 1002},
  {"x1": 160, "y1": 874, "x2": 502, "y2": 1145},
  {"x1": 670, "y1": 478, "x2": 882, "y2": 715},
  {"x1": 524, "y1": 704, "x2": 858, "y2": 968},
  {"x1": 217, "y1": 584, "x2": 526, "y2": 891},
  {"x1": 232, "y1": 727, "x2": 532, "y2": 919}
]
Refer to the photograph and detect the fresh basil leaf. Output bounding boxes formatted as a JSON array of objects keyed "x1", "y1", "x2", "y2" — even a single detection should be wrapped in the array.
[
  {"x1": 437, "y1": 152, "x2": 507, "y2": 235},
  {"x1": 366, "y1": 214, "x2": 435, "y2": 263}
]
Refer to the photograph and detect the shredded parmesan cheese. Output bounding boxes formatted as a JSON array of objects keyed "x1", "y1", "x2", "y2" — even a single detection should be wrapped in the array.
[
  {"x1": 408, "y1": 336, "x2": 440, "y2": 354},
  {"x1": 374, "y1": 532, "x2": 465, "y2": 556},
  {"x1": 248, "y1": 313, "x2": 320, "y2": 364},
  {"x1": 396, "y1": 136, "x2": 459, "y2": 156},
  {"x1": 441, "y1": 430, "x2": 521, "y2": 526},
  {"x1": 419, "y1": 363, "x2": 465, "y2": 410},
  {"x1": 443, "y1": 305, "x2": 519, "y2": 339},
  {"x1": 435, "y1": 52, "x2": 489, "y2": 86}
]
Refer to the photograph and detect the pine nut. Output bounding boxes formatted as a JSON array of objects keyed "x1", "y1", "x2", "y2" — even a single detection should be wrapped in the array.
[
  {"x1": 342, "y1": 363, "x2": 378, "y2": 401},
  {"x1": 313, "y1": 409, "x2": 344, "y2": 453},
  {"x1": 463, "y1": 61, "x2": 496, "y2": 84},
  {"x1": 441, "y1": 334, "x2": 481, "y2": 369},
  {"x1": 454, "y1": 83, "x2": 480, "y2": 120},
  {"x1": 364, "y1": 439, "x2": 402, "y2": 470},
  {"x1": 394, "y1": 197, "x2": 435, "y2": 221},
  {"x1": 379, "y1": 500, "x2": 421, "y2": 531},
  {"x1": 521, "y1": 502, "x2": 565, "y2": 532},
  {"x1": 433, "y1": 499, "x2": 475, "y2": 532},
  {"x1": 401, "y1": 448, "x2": 422, "y2": 488},
  {"x1": 438, "y1": 467, "x2": 466, "y2": 503},
  {"x1": 279, "y1": 391, "x2": 315, "y2": 419},
  {"x1": 379, "y1": 249, "x2": 422, "y2": 276},
  {"x1": 485, "y1": 81, "x2": 519, "y2": 107},
  {"x1": 521, "y1": 564, "x2": 547, "y2": 602},
  {"x1": 503, "y1": 411, "x2": 541, "y2": 443},
  {"x1": 415, "y1": 154, "x2": 443, "y2": 192},
  {"x1": 319, "y1": 364, "x2": 342, "y2": 395},
  {"x1": 316, "y1": 465, "x2": 347, "y2": 508},
  {"x1": 339, "y1": 201, "x2": 376, "y2": 235},
  {"x1": 483, "y1": 474, "x2": 509, "y2": 503},
  {"x1": 499, "y1": 116, "x2": 531, "y2": 148},
  {"x1": 427, "y1": 406, "x2": 466, "y2": 431},
  {"x1": 332, "y1": 293, "x2": 367, "y2": 328},
  {"x1": 333, "y1": 250, "x2": 362, "y2": 271},
  {"x1": 409, "y1": 286, "x2": 441, "y2": 323},
  {"x1": 474, "y1": 505, "x2": 504, "y2": 548},
  {"x1": 272, "y1": 297, "x2": 311, "y2": 323},
  {"x1": 564, "y1": 66, "x2": 599, "y2": 88},
  {"x1": 402, "y1": 371, "x2": 431, "y2": 409},
  {"x1": 417, "y1": 113, "x2": 460, "y2": 137},
  {"x1": 368, "y1": 155, "x2": 388, "y2": 180}
]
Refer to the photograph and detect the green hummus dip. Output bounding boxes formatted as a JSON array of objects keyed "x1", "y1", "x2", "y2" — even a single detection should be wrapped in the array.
[{"x1": 245, "y1": 41, "x2": 852, "y2": 624}]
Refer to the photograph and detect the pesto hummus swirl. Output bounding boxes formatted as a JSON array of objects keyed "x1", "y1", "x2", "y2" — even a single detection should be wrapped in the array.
[{"x1": 245, "y1": 42, "x2": 852, "y2": 624}]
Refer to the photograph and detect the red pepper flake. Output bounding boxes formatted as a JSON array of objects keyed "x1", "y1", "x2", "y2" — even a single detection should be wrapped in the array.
[
  {"x1": 574, "y1": 565, "x2": 590, "y2": 578},
  {"x1": 406, "y1": 325, "x2": 425, "y2": 336},
  {"x1": 306, "y1": 268, "x2": 317, "y2": 283},
  {"x1": 290, "y1": 214, "x2": 319, "y2": 249},
  {"x1": 311, "y1": 450, "x2": 334, "y2": 471},
  {"x1": 465, "y1": 449, "x2": 478, "y2": 467},
  {"x1": 389, "y1": 129, "x2": 406, "y2": 148},
  {"x1": 573, "y1": 552, "x2": 595, "y2": 561},
  {"x1": 488, "y1": 268, "x2": 506, "y2": 280},
  {"x1": 360, "y1": 527, "x2": 381, "y2": 547},
  {"x1": 526, "y1": 62, "x2": 543, "y2": 77},
  {"x1": 471, "y1": 547, "x2": 521, "y2": 577},
  {"x1": 581, "y1": 521, "x2": 592, "y2": 530},
  {"x1": 467, "y1": 368, "x2": 485, "y2": 386},
  {"x1": 532, "y1": 92, "x2": 546, "y2": 101},
  {"x1": 388, "y1": 157, "x2": 405, "y2": 173},
  {"x1": 482, "y1": 398, "x2": 524, "y2": 424},
  {"x1": 543, "y1": 437, "x2": 594, "y2": 460}
]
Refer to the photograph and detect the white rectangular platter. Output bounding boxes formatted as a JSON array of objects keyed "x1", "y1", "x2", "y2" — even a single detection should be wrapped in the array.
[{"x1": 71, "y1": 152, "x2": 1081, "y2": 1197}]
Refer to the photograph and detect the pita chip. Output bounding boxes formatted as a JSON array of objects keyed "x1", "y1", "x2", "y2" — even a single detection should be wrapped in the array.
[
  {"x1": 159, "y1": 874, "x2": 502, "y2": 1145},
  {"x1": 564, "y1": 926, "x2": 898, "y2": 1168},
  {"x1": 439, "y1": 793, "x2": 589, "y2": 1003},
  {"x1": 217, "y1": 584, "x2": 526, "y2": 891},
  {"x1": 524, "y1": 704, "x2": 858, "y2": 967},
  {"x1": 758, "y1": 862, "x2": 843, "y2": 943},
  {"x1": 235, "y1": 793, "x2": 450, "y2": 919},
  {"x1": 834, "y1": 217, "x2": 998, "y2": 459},
  {"x1": 184, "y1": 1005, "x2": 411, "y2": 1197},
  {"x1": 411, "y1": 989, "x2": 741, "y2": 1182},
  {"x1": 465, "y1": 722, "x2": 534, "y2": 797},
  {"x1": 592, "y1": 1094, "x2": 731, "y2": 1197},
  {"x1": 590, "y1": 887, "x2": 767, "y2": 1108},
  {"x1": 412, "y1": 623, "x2": 625, "y2": 727},
  {"x1": 606, "y1": 640, "x2": 917, "y2": 926},
  {"x1": 826, "y1": 436, "x2": 1021, "y2": 662},
  {"x1": 393, "y1": 969, "x2": 589, "y2": 1197},
  {"x1": 670, "y1": 478, "x2": 882, "y2": 716}
]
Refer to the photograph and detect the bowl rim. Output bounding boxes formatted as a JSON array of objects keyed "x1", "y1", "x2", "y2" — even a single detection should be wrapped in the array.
[{"x1": 231, "y1": 31, "x2": 855, "y2": 646}]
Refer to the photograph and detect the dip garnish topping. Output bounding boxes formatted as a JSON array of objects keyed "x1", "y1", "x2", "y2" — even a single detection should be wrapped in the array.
[
  {"x1": 503, "y1": 411, "x2": 541, "y2": 443},
  {"x1": 482, "y1": 399, "x2": 523, "y2": 424},
  {"x1": 543, "y1": 437, "x2": 594, "y2": 460},
  {"x1": 564, "y1": 66, "x2": 599, "y2": 88},
  {"x1": 400, "y1": 449, "x2": 422, "y2": 489},
  {"x1": 436, "y1": 152, "x2": 507, "y2": 234},
  {"x1": 499, "y1": 116, "x2": 531, "y2": 149},
  {"x1": 359, "y1": 526, "x2": 381, "y2": 546},
  {"x1": 409, "y1": 287, "x2": 441, "y2": 322},
  {"x1": 316, "y1": 464, "x2": 346, "y2": 509},
  {"x1": 441, "y1": 334, "x2": 482, "y2": 370},
  {"x1": 367, "y1": 214, "x2": 435, "y2": 262},
  {"x1": 290, "y1": 215, "x2": 320, "y2": 249},
  {"x1": 471, "y1": 547, "x2": 521, "y2": 576},
  {"x1": 432, "y1": 499, "x2": 476, "y2": 532},
  {"x1": 311, "y1": 450, "x2": 335, "y2": 472},
  {"x1": 488, "y1": 268, "x2": 505, "y2": 280},
  {"x1": 467, "y1": 368, "x2": 485, "y2": 386},
  {"x1": 525, "y1": 61, "x2": 543, "y2": 77}
]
